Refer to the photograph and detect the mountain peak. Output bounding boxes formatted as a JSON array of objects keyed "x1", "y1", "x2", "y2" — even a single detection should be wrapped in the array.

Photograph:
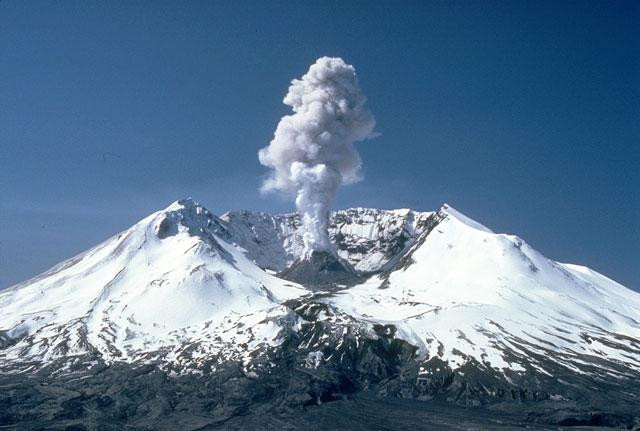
[
  {"x1": 163, "y1": 197, "x2": 209, "y2": 213},
  {"x1": 439, "y1": 203, "x2": 493, "y2": 233},
  {"x1": 155, "y1": 198, "x2": 218, "y2": 240}
]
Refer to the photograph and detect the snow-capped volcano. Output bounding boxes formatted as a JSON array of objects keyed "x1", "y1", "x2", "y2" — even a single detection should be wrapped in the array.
[{"x1": 1, "y1": 198, "x2": 639, "y2": 428}]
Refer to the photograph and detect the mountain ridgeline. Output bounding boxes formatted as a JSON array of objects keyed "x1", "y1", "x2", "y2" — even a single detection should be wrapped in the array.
[{"x1": 1, "y1": 198, "x2": 639, "y2": 430}]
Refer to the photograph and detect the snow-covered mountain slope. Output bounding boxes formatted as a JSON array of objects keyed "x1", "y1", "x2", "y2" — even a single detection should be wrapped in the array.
[
  {"x1": 331, "y1": 204, "x2": 640, "y2": 377},
  {"x1": 0, "y1": 199, "x2": 306, "y2": 366}
]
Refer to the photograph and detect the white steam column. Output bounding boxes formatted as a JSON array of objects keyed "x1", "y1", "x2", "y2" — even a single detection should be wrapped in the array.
[{"x1": 259, "y1": 57, "x2": 376, "y2": 257}]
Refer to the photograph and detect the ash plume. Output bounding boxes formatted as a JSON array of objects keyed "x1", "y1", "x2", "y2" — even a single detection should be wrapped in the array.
[{"x1": 259, "y1": 57, "x2": 375, "y2": 254}]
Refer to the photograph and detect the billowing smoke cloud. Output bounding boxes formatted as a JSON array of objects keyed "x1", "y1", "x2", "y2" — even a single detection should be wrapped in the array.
[{"x1": 259, "y1": 57, "x2": 375, "y2": 254}]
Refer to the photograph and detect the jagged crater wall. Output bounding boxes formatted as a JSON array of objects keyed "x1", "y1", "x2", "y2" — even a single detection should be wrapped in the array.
[{"x1": 219, "y1": 208, "x2": 434, "y2": 274}]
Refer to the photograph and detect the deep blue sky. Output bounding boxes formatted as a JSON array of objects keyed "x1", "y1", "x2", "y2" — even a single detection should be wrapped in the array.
[{"x1": 1, "y1": 1, "x2": 638, "y2": 290}]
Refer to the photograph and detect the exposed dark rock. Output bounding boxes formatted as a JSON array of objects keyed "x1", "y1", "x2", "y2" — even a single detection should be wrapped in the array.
[{"x1": 279, "y1": 251, "x2": 361, "y2": 287}]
